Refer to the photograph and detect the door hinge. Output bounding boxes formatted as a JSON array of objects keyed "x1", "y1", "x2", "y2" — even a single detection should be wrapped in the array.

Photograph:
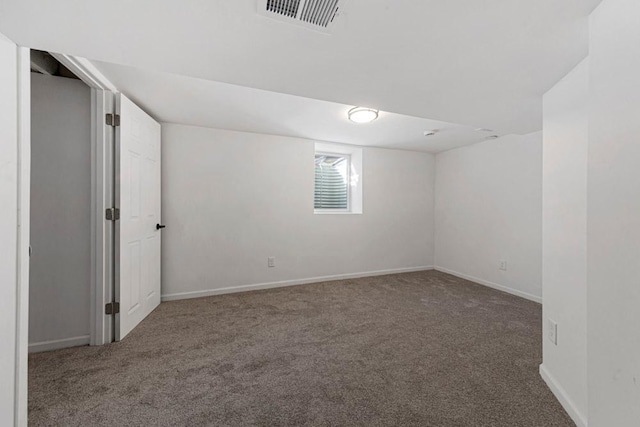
[
  {"x1": 105, "y1": 302, "x2": 120, "y2": 315},
  {"x1": 106, "y1": 113, "x2": 120, "y2": 127},
  {"x1": 106, "y1": 207, "x2": 120, "y2": 221}
]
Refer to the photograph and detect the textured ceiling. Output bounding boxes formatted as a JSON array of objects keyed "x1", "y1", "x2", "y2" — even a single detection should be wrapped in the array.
[
  {"x1": 92, "y1": 60, "x2": 496, "y2": 153},
  {"x1": 0, "y1": 0, "x2": 601, "y2": 136}
]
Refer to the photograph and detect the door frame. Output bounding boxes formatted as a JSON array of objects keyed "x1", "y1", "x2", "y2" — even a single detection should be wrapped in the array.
[
  {"x1": 15, "y1": 44, "x2": 30, "y2": 427},
  {"x1": 49, "y1": 53, "x2": 119, "y2": 346},
  {"x1": 14, "y1": 48, "x2": 119, "y2": 426}
]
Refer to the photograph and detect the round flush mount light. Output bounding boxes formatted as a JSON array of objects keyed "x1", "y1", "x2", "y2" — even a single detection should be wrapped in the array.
[{"x1": 348, "y1": 107, "x2": 379, "y2": 124}]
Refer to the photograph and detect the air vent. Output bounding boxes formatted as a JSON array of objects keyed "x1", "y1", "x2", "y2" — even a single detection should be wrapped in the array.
[
  {"x1": 299, "y1": 0, "x2": 340, "y2": 27},
  {"x1": 258, "y1": 0, "x2": 347, "y2": 33},
  {"x1": 266, "y1": 0, "x2": 301, "y2": 18}
]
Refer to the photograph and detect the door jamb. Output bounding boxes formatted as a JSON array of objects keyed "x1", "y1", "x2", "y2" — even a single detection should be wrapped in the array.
[
  {"x1": 15, "y1": 44, "x2": 30, "y2": 427},
  {"x1": 48, "y1": 53, "x2": 119, "y2": 345},
  {"x1": 50, "y1": 54, "x2": 117, "y2": 93}
]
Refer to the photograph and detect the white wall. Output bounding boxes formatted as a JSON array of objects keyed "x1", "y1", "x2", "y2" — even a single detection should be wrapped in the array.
[
  {"x1": 161, "y1": 124, "x2": 435, "y2": 299},
  {"x1": 434, "y1": 133, "x2": 543, "y2": 302},
  {"x1": 0, "y1": 32, "x2": 19, "y2": 427},
  {"x1": 29, "y1": 73, "x2": 91, "y2": 351},
  {"x1": 540, "y1": 59, "x2": 589, "y2": 426},
  {"x1": 588, "y1": 0, "x2": 640, "y2": 424}
]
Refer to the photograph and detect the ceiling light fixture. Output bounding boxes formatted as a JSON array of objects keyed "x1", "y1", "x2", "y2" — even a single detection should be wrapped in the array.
[{"x1": 348, "y1": 107, "x2": 379, "y2": 124}]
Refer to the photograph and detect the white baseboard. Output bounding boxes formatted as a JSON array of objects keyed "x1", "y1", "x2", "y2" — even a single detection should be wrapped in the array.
[
  {"x1": 162, "y1": 266, "x2": 435, "y2": 302},
  {"x1": 433, "y1": 266, "x2": 542, "y2": 303},
  {"x1": 540, "y1": 364, "x2": 587, "y2": 427},
  {"x1": 28, "y1": 335, "x2": 90, "y2": 353}
]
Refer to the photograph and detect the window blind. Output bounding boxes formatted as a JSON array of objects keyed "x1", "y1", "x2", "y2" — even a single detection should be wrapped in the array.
[{"x1": 314, "y1": 154, "x2": 348, "y2": 209}]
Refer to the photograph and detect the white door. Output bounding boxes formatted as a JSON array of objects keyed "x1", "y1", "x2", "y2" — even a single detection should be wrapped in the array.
[{"x1": 115, "y1": 94, "x2": 162, "y2": 340}]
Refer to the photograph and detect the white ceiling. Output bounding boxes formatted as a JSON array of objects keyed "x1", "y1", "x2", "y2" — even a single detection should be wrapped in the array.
[
  {"x1": 93, "y1": 60, "x2": 495, "y2": 153},
  {"x1": 0, "y1": 0, "x2": 601, "y2": 136}
]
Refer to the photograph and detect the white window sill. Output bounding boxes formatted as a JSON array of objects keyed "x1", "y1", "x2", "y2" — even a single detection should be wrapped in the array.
[{"x1": 314, "y1": 210, "x2": 363, "y2": 215}]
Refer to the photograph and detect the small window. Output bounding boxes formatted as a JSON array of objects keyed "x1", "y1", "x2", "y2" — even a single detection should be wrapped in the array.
[
  {"x1": 314, "y1": 153, "x2": 350, "y2": 211},
  {"x1": 314, "y1": 142, "x2": 363, "y2": 214}
]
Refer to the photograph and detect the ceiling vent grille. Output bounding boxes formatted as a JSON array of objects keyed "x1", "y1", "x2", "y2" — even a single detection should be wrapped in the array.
[
  {"x1": 266, "y1": 0, "x2": 301, "y2": 18},
  {"x1": 300, "y1": 0, "x2": 340, "y2": 27},
  {"x1": 259, "y1": 0, "x2": 346, "y2": 33}
]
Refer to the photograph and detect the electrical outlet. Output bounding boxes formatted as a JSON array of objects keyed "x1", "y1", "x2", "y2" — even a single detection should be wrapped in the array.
[
  {"x1": 499, "y1": 260, "x2": 507, "y2": 271},
  {"x1": 268, "y1": 256, "x2": 275, "y2": 268},
  {"x1": 548, "y1": 319, "x2": 558, "y2": 345}
]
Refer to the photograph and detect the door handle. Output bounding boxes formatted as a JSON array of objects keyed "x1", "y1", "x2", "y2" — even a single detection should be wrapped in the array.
[{"x1": 156, "y1": 224, "x2": 166, "y2": 230}]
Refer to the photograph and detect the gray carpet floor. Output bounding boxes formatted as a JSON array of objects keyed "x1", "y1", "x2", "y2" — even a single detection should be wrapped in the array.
[{"x1": 29, "y1": 271, "x2": 573, "y2": 426}]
